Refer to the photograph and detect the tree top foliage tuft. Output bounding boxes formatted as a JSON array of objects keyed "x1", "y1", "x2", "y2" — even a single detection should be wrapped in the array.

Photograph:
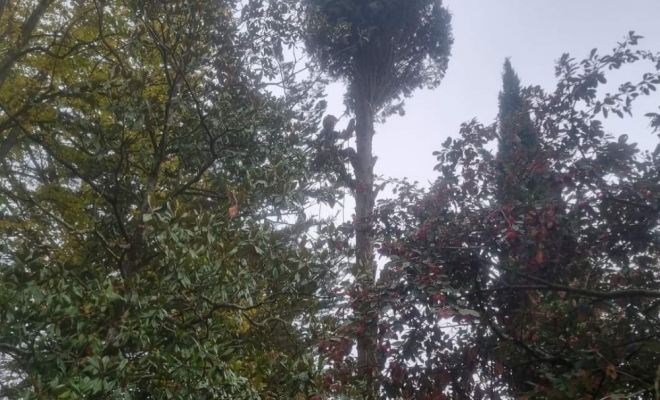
[{"x1": 303, "y1": 0, "x2": 453, "y2": 118}]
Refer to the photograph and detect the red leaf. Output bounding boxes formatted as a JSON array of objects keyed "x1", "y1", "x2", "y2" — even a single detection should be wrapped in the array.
[
  {"x1": 505, "y1": 229, "x2": 520, "y2": 241},
  {"x1": 535, "y1": 250, "x2": 545, "y2": 264},
  {"x1": 606, "y1": 364, "x2": 617, "y2": 379}
]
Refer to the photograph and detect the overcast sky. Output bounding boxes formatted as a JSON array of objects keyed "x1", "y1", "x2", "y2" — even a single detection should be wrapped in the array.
[{"x1": 322, "y1": 0, "x2": 660, "y2": 196}]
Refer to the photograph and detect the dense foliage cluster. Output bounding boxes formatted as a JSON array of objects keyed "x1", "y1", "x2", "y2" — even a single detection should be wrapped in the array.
[
  {"x1": 371, "y1": 34, "x2": 660, "y2": 399},
  {"x1": 303, "y1": 0, "x2": 452, "y2": 118},
  {"x1": 0, "y1": 0, "x2": 341, "y2": 398}
]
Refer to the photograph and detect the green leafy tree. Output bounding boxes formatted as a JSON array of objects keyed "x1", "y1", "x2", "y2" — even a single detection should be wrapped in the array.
[
  {"x1": 497, "y1": 59, "x2": 536, "y2": 155},
  {"x1": 0, "y1": 0, "x2": 341, "y2": 398},
  {"x1": 303, "y1": 0, "x2": 453, "y2": 397},
  {"x1": 496, "y1": 59, "x2": 539, "y2": 202},
  {"x1": 0, "y1": 0, "x2": 57, "y2": 162}
]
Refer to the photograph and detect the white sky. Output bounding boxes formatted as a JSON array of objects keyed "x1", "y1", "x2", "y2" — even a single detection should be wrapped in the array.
[{"x1": 323, "y1": 0, "x2": 660, "y2": 193}]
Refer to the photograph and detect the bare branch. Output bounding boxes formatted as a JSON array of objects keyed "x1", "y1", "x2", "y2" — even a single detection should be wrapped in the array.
[{"x1": 490, "y1": 261, "x2": 660, "y2": 299}]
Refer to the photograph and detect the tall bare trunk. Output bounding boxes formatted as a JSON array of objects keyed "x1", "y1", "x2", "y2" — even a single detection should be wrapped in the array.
[{"x1": 354, "y1": 97, "x2": 378, "y2": 398}]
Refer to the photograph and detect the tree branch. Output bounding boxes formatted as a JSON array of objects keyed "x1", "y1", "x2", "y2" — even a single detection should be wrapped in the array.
[
  {"x1": 0, "y1": 343, "x2": 29, "y2": 358},
  {"x1": 486, "y1": 259, "x2": 660, "y2": 299},
  {"x1": 0, "y1": 129, "x2": 19, "y2": 163},
  {"x1": 0, "y1": 0, "x2": 56, "y2": 88}
]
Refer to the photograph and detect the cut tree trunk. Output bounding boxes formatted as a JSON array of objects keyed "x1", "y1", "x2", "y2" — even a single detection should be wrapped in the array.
[{"x1": 353, "y1": 97, "x2": 379, "y2": 398}]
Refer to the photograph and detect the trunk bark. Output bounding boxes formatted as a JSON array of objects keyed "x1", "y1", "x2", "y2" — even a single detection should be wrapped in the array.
[{"x1": 353, "y1": 97, "x2": 379, "y2": 398}]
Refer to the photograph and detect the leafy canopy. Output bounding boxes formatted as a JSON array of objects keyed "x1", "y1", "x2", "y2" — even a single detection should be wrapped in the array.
[
  {"x1": 0, "y1": 0, "x2": 342, "y2": 398},
  {"x1": 303, "y1": 0, "x2": 453, "y2": 118},
  {"x1": 371, "y1": 33, "x2": 660, "y2": 399}
]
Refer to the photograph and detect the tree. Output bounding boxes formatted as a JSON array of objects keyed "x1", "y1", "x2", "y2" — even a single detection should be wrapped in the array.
[
  {"x1": 494, "y1": 59, "x2": 550, "y2": 335},
  {"x1": 0, "y1": 0, "x2": 341, "y2": 398},
  {"x1": 0, "y1": 0, "x2": 58, "y2": 162},
  {"x1": 303, "y1": 1, "x2": 453, "y2": 396},
  {"x1": 496, "y1": 58, "x2": 539, "y2": 203},
  {"x1": 498, "y1": 59, "x2": 536, "y2": 154},
  {"x1": 375, "y1": 33, "x2": 660, "y2": 399}
]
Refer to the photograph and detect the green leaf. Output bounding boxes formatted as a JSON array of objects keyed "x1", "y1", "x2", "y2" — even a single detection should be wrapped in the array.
[{"x1": 458, "y1": 308, "x2": 480, "y2": 317}]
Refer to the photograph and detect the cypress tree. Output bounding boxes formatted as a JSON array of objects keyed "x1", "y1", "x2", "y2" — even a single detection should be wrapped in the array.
[{"x1": 497, "y1": 58, "x2": 538, "y2": 203}]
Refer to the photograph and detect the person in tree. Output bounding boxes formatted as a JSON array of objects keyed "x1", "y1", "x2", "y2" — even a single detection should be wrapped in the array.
[
  {"x1": 313, "y1": 115, "x2": 358, "y2": 185},
  {"x1": 320, "y1": 115, "x2": 356, "y2": 157}
]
